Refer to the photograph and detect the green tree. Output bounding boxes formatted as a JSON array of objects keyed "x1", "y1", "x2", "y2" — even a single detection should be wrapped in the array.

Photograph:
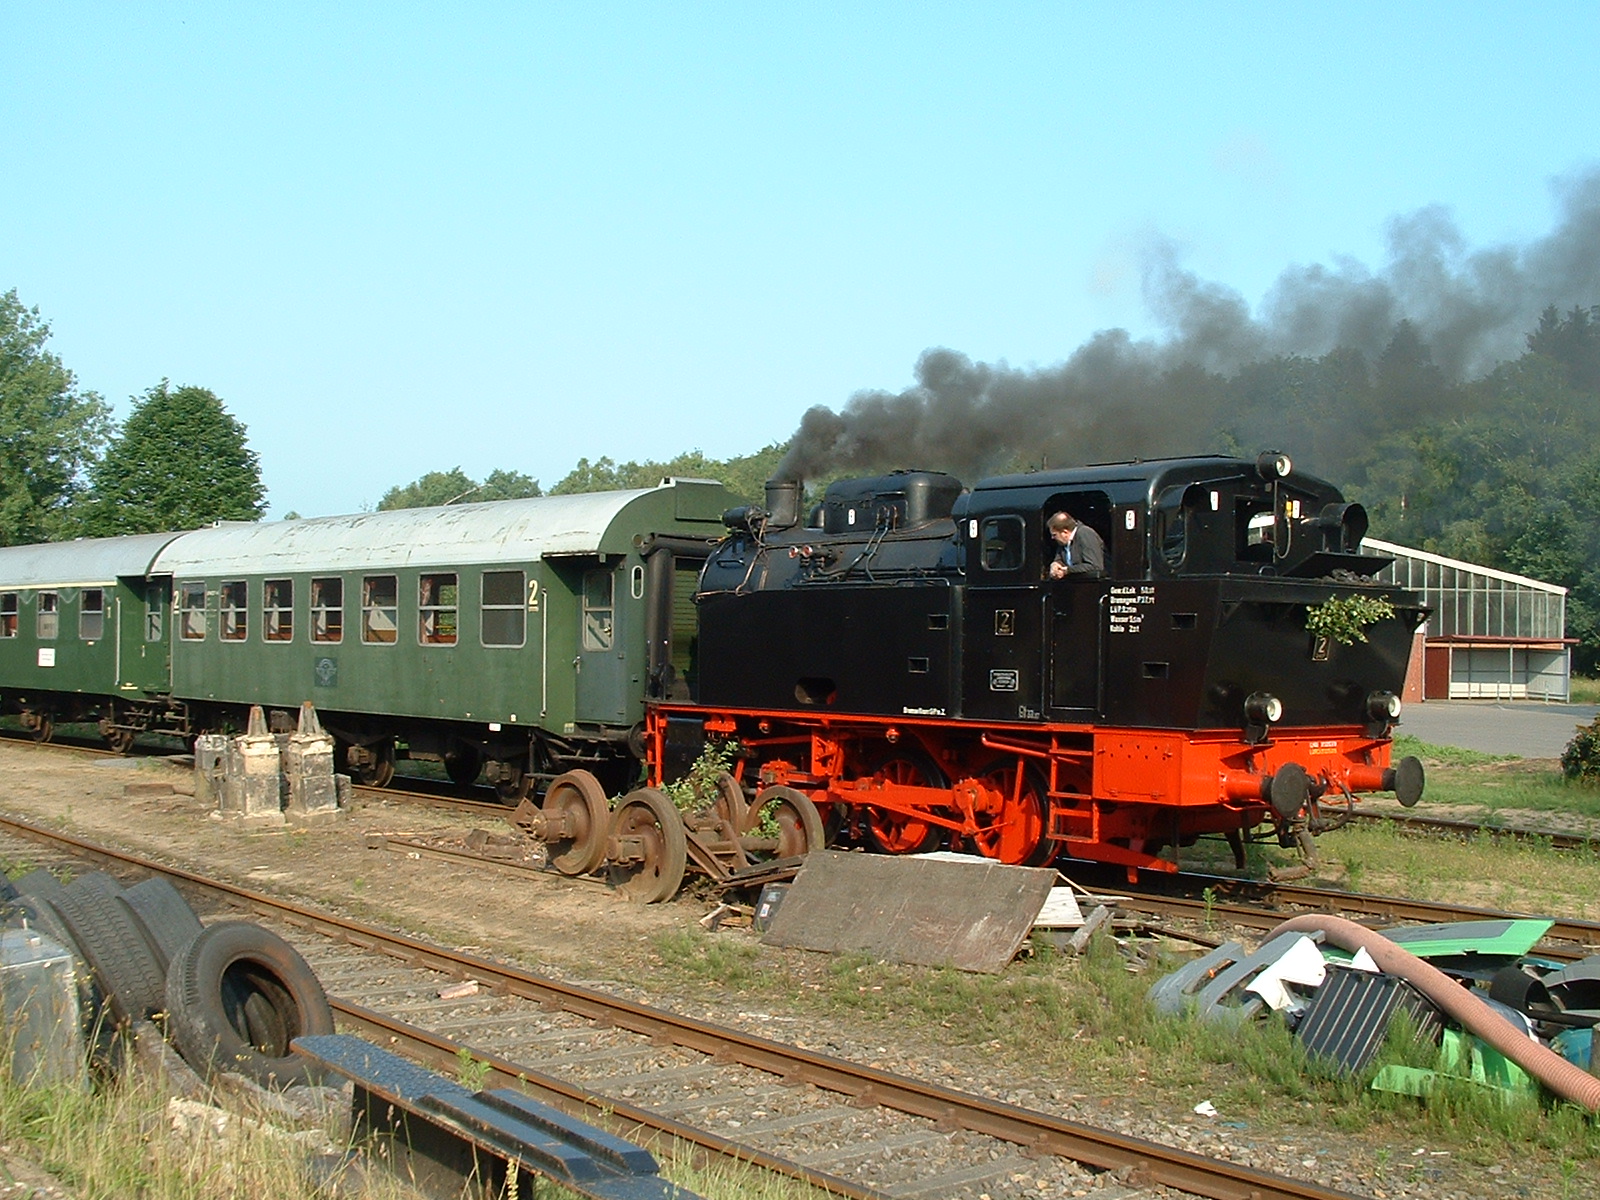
[
  {"x1": 0, "y1": 290, "x2": 111, "y2": 544},
  {"x1": 550, "y1": 443, "x2": 789, "y2": 504},
  {"x1": 377, "y1": 467, "x2": 542, "y2": 510},
  {"x1": 82, "y1": 381, "x2": 264, "y2": 534}
]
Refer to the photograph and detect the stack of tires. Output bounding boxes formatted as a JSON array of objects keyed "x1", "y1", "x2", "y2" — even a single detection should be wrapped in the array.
[{"x1": 3, "y1": 871, "x2": 334, "y2": 1090}]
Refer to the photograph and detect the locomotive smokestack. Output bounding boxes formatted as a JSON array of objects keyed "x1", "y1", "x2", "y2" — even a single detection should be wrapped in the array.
[{"x1": 764, "y1": 479, "x2": 802, "y2": 530}]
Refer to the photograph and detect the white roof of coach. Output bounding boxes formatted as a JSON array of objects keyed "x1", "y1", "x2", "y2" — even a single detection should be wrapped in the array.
[
  {"x1": 0, "y1": 531, "x2": 185, "y2": 589},
  {"x1": 150, "y1": 487, "x2": 691, "y2": 577}
]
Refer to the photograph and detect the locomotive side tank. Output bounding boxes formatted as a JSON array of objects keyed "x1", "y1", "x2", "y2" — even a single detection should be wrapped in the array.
[{"x1": 653, "y1": 454, "x2": 1427, "y2": 877}]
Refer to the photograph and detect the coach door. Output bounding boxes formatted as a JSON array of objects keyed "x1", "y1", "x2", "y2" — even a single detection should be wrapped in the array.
[
  {"x1": 573, "y1": 561, "x2": 633, "y2": 725},
  {"x1": 115, "y1": 577, "x2": 170, "y2": 694}
]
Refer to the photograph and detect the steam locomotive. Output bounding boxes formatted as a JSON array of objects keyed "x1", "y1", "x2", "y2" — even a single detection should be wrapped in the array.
[
  {"x1": 647, "y1": 452, "x2": 1427, "y2": 881},
  {"x1": 0, "y1": 452, "x2": 1425, "y2": 896}
]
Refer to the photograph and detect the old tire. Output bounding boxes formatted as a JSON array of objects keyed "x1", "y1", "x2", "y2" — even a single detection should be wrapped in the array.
[
  {"x1": 48, "y1": 873, "x2": 167, "y2": 1023},
  {"x1": 164, "y1": 921, "x2": 333, "y2": 1090},
  {"x1": 117, "y1": 877, "x2": 204, "y2": 970}
]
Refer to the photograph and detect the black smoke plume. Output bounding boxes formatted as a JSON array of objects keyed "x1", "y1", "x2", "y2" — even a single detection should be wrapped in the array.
[{"x1": 777, "y1": 169, "x2": 1600, "y2": 484}]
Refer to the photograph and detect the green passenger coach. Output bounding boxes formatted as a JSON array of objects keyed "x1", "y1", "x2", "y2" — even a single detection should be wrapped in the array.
[
  {"x1": 146, "y1": 479, "x2": 732, "y2": 796},
  {"x1": 0, "y1": 532, "x2": 182, "y2": 747}
]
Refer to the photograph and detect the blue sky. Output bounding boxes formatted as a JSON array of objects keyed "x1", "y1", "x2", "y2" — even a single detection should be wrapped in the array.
[{"x1": 3, "y1": 4, "x2": 1596, "y2": 518}]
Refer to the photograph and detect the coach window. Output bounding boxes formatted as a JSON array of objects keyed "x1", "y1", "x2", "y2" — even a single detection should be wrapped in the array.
[
  {"x1": 37, "y1": 592, "x2": 58, "y2": 640},
  {"x1": 146, "y1": 586, "x2": 164, "y2": 641},
  {"x1": 582, "y1": 569, "x2": 613, "y2": 650},
  {"x1": 419, "y1": 573, "x2": 458, "y2": 645},
  {"x1": 310, "y1": 577, "x2": 342, "y2": 643},
  {"x1": 264, "y1": 579, "x2": 293, "y2": 642},
  {"x1": 80, "y1": 588, "x2": 105, "y2": 641},
  {"x1": 481, "y1": 569, "x2": 525, "y2": 647},
  {"x1": 979, "y1": 517, "x2": 1024, "y2": 571},
  {"x1": 220, "y1": 581, "x2": 247, "y2": 641},
  {"x1": 362, "y1": 575, "x2": 398, "y2": 644},
  {"x1": 179, "y1": 583, "x2": 206, "y2": 640},
  {"x1": 1, "y1": 593, "x2": 16, "y2": 638}
]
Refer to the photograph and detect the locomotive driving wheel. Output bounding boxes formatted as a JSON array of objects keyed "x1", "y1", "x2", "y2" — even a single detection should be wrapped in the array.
[
  {"x1": 860, "y1": 748, "x2": 945, "y2": 854},
  {"x1": 607, "y1": 788, "x2": 687, "y2": 903},
  {"x1": 538, "y1": 770, "x2": 610, "y2": 876},
  {"x1": 966, "y1": 760, "x2": 1058, "y2": 866},
  {"x1": 748, "y1": 786, "x2": 826, "y2": 859}
]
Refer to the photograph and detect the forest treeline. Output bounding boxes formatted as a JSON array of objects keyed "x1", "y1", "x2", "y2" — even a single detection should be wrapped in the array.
[{"x1": 5, "y1": 283, "x2": 1600, "y2": 669}]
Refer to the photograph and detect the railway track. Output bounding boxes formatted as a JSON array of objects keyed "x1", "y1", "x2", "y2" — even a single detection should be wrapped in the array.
[{"x1": 0, "y1": 811, "x2": 1368, "y2": 1200}]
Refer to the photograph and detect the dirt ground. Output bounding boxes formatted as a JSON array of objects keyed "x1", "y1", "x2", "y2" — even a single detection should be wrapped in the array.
[{"x1": 1, "y1": 740, "x2": 1589, "y2": 1199}]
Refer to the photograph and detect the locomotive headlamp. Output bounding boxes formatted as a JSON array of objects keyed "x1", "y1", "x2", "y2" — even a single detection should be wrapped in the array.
[
  {"x1": 1366, "y1": 691, "x2": 1402, "y2": 722},
  {"x1": 1365, "y1": 690, "x2": 1402, "y2": 737},
  {"x1": 1255, "y1": 452, "x2": 1292, "y2": 480},
  {"x1": 1244, "y1": 692, "x2": 1283, "y2": 725}
]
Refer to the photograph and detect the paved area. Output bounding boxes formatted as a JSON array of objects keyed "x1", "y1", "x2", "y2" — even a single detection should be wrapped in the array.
[{"x1": 1398, "y1": 699, "x2": 1597, "y2": 758}]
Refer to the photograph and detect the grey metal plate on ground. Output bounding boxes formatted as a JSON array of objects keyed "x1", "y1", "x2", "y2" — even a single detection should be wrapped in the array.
[{"x1": 759, "y1": 850, "x2": 1056, "y2": 973}]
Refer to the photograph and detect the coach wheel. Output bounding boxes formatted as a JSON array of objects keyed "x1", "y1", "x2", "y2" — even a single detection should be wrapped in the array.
[
  {"x1": 748, "y1": 786, "x2": 826, "y2": 860},
  {"x1": 494, "y1": 766, "x2": 532, "y2": 803},
  {"x1": 607, "y1": 788, "x2": 687, "y2": 903},
  {"x1": 861, "y1": 748, "x2": 945, "y2": 855},
  {"x1": 969, "y1": 761, "x2": 1058, "y2": 866},
  {"x1": 541, "y1": 770, "x2": 611, "y2": 876},
  {"x1": 443, "y1": 745, "x2": 482, "y2": 786},
  {"x1": 104, "y1": 727, "x2": 136, "y2": 755},
  {"x1": 25, "y1": 711, "x2": 54, "y2": 744},
  {"x1": 343, "y1": 739, "x2": 395, "y2": 788}
]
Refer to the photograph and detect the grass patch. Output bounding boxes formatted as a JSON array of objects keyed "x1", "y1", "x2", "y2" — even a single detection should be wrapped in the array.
[
  {"x1": 1390, "y1": 732, "x2": 1518, "y2": 767},
  {"x1": 644, "y1": 872, "x2": 1600, "y2": 1172},
  {"x1": 1569, "y1": 676, "x2": 1600, "y2": 705}
]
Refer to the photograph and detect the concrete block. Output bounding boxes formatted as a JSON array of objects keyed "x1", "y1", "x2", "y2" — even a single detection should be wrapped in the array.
[
  {"x1": 193, "y1": 733, "x2": 229, "y2": 806},
  {"x1": 221, "y1": 707, "x2": 285, "y2": 823}
]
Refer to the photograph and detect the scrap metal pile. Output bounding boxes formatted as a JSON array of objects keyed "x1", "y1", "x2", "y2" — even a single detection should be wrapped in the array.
[{"x1": 1149, "y1": 913, "x2": 1600, "y2": 1110}]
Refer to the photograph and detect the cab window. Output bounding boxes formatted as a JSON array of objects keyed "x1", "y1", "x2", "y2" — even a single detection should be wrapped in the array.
[{"x1": 979, "y1": 517, "x2": 1024, "y2": 571}]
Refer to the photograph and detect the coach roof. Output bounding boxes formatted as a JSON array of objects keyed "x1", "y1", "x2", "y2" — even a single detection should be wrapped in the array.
[
  {"x1": 150, "y1": 483, "x2": 727, "y2": 577},
  {"x1": 0, "y1": 531, "x2": 185, "y2": 588}
]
